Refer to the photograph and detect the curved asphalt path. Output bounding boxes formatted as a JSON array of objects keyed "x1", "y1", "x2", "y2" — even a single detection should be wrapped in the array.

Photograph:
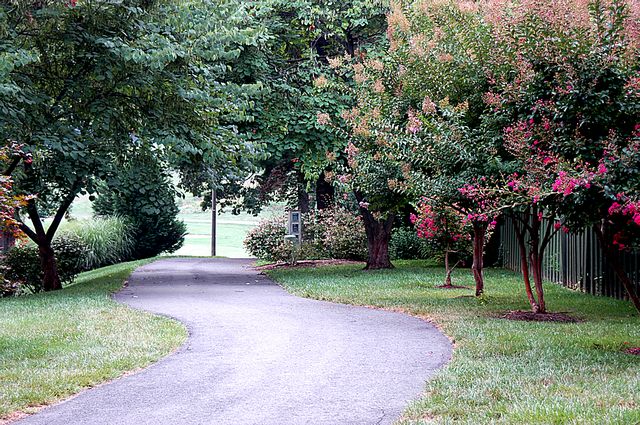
[{"x1": 17, "y1": 258, "x2": 451, "y2": 425}]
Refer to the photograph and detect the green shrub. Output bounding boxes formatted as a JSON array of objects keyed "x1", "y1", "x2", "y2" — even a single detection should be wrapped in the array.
[
  {"x1": 390, "y1": 227, "x2": 431, "y2": 260},
  {"x1": 52, "y1": 235, "x2": 87, "y2": 281},
  {"x1": 93, "y1": 153, "x2": 186, "y2": 259},
  {"x1": 0, "y1": 261, "x2": 25, "y2": 297},
  {"x1": 4, "y1": 235, "x2": 87, "y2": 293},
  {"x1": 58, "y1": 217, "x2": 135, "y2": 270}
]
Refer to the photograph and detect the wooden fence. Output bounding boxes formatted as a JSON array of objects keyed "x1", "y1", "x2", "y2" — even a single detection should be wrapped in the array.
[{"x1": 496, "y1": 215, "x2": 640, "y2": 300}]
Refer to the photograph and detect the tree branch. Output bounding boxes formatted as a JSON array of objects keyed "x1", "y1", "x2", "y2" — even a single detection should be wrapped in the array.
[
  {"x1": 4, "y1": 156, "x2": 22, "y2": 176},
  {"x1": 46, "y1": 178, "x2": 82, "y2": 243}
]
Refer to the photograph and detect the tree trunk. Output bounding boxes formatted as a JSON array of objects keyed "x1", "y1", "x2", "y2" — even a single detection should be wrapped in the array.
[
  {"x1": 594, "y1": 224, "x2": 640, "y2": 313},
  {"x1": 38, "y1": 242, "x2": 62, "y2": 291},
  {"x1": 444, "y1": 250, "x2": 453, "y2": 287},
  {"x1": 530, "y1": 250, "x2": 546, "y2": 313},
  {"x1": 471, "y1": 221, "x2": 488, "y2": 296},
  {"x1": 360, "y1": 210, "x2": 394, "y2": 270},
  {"x1": 316, "y1": 172, "x2": 334, "y2": 210},
  {"x1": 513, "y1": 217, "x2": 541, "y2": 313},
  {"x1": 528, "y1": 207, "x2": 546, "y2": 314}
]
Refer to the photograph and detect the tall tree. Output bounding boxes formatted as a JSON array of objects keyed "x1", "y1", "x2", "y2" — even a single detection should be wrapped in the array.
[
  {"x1": 223, "y1": 0, "x2": 389, "y2": 214},
  {"x1": 1, "y1": 0, "x2": 261, "y2": 290}
]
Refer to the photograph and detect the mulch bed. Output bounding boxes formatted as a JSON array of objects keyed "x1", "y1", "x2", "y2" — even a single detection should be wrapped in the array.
[
  {"x1": 255, "y1": 259, "x2": 364, "y2": 271},
  {"x1": 624, "y1": 347, "x2": 640, "y2": 356},
  {"x1": 436, "y1": 284, "x2": 471, "y2": 290},
  {"x1": 500, "y1": 310, "x2": 581, "y2": 323}
]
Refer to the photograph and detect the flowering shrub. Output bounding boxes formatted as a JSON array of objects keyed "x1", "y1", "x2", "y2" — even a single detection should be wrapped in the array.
[
  {"x1": 317, "y1": 208, "x2": 367, "y2": 260},
  {"x1": 243, "y1": 209, "x2": 367, "y2": 263},
  {"x1": 243, "y1": 217, "x2": 291, "y2": 262}
]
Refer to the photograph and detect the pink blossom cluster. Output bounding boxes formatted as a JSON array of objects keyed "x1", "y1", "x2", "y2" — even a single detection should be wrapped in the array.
[
  {"x1": 406, "y1": 109, "x2": 422, "y2": 134},
  {"x1": 551, "y1": 171, "x2": 589, "y2": 196},
  {"x1": 412, "y1": 198, "x2": 471, "y2": 244}
]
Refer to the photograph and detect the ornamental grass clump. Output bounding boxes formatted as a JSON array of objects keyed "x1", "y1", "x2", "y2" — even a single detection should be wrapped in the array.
[{"x1": 57, "y1": 217, "x2": 135, "y2": 271}]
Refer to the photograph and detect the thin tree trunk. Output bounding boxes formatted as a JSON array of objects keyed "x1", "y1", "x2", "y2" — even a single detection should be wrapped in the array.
[
  {"x1": 444, "y1": 250, "x2": 452, "y2": 287},
  {"x1": 471, "y1": 221, "x2": 487, "y2": 296},
  {"x1": 530, "y1": 251, "x2": 546, "y2": 313},
  {"x1": 513, "y1": 216, "x2": 540, "y2": 313},
  {"x1": 529, "y1": 206, "x2": 546, "y2": 313},
  {"x1": 594, "y1": 224, "x2": 640, "y2": 313}
]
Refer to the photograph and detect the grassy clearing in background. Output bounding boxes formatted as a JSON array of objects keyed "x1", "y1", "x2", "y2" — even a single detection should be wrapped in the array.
[
  {"x1": 68, "y1": 195, "x2": 284, "y2": 258},
  {"x1": 268, "y1": 261, "x2": 640, "y2": 424},
  {"x1": 0, "y1": 259, "x2": 186, "y2": 420}
]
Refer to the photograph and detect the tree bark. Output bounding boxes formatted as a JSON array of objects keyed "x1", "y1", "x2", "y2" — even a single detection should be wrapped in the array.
[
  {"x1": 444, "y1": 250, "x2": 453, "y2": 287},
  {"x1": 513, "y1": 216, "x2": 541, "y2": 313},
  {"x1": 19, "y1": 171, "x2": 82, "y2": 292},
  {"x1": 593, "y1": 224, "x2": 640, "y2": 313},
  {"x1": 471, "y1": 221, "x2": 488, "y2": 296},
  {"x1": 528, "y1": 206, "x2": 546, "y2": 313},
  {"x1": 315, "y1": 172, "x2": 334, "y2": 210},
  {"x1": 39, "y1": 242, "x2": 62, "y2": 291},
  {"x1": 297, "y1": 174, "x2": 310, "y2": 214},
  {"x1": 360, "y1": 211, "x2": 394, "y2": 270}
]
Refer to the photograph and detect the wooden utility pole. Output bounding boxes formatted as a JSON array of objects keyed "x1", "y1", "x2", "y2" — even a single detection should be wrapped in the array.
[{"x1": 211, "y1": 189, "x2": 217, "y2": 257}]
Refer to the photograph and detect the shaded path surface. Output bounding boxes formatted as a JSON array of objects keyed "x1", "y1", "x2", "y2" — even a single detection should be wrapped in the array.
[{"x1": 18, "y1": 258, "x2": 451, "y2": 425}]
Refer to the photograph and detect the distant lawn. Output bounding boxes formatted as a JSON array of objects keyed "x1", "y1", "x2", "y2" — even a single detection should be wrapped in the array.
[
  {"x1": 268, "y1": 261, "x2": 640, "y2": 424},
  {"x1": 173, "y1": 213, "x2": 256, "y2": 257},
  {"x1": 0, "y1": 260, "x2": 186, "y2": 420},
  {"x1": 68, "y1": 194, "x2": 285, "y2": 258}
]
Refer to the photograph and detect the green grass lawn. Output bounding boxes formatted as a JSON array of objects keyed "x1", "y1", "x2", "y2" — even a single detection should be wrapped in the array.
[
  {"x1": 172, "y1": 212, "x2": 258, "y2": 257},
  {"x1": 267, "y1": 261, "x2": 640, "y2": 424},
  {"x1": 0, "y1": 259, "x2": 186, "y2": 420},
  {"x1": 68, "y1": 195, "x2": 285, "y2": 258}
]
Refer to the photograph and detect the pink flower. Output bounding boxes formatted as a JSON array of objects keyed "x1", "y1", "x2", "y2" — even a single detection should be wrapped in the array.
[
  {"x1": 597, "y1": 163, "x2": 608, "y2": 175},
  {"x1": 554, "y1": 222, "x2": 562, "y2": 230},
  {"x1": 608, "y1": 202, "x2": 622, "y2": 215}
]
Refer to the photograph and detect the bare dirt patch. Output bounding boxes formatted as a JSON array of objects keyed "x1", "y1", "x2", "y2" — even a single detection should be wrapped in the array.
[
  {"x1": 500, "y1": 310, "x2": 580, "y2": 323},
  {"x1": 255, "y1": 259, "x2": 364, "y2": 271}
]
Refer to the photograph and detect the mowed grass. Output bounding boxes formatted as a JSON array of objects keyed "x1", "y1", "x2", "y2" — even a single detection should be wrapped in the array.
[
  {"x1": 173, "y1": 214, "x2": 255, "y2": 258},
  {"x1": 268, "y1": 261, "x2": 640, "y2": 424},
  {"x1": 0, "y1": 259, "x2": 187, "y2": 419}
]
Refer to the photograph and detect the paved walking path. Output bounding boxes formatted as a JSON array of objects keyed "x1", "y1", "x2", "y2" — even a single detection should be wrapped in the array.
[{"x1": 18, "y1": 258, "x2": 451, "y2": 425}]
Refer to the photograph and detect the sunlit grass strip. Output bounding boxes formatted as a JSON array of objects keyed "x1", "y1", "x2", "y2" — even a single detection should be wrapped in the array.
[
  {"x1": 0, "y1": 259, "x2": 186, "y2": 419},
  {"x1": 268, "y1": 261, "x2": 640, "y2": 425}
]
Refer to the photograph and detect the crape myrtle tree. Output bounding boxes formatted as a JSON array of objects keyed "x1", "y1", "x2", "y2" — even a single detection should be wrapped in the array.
[
  {"x1": 324, "y1": 1, "x2": 504, "y2": 279},
  {"x1": 411, "y1": 197, "x2": 472, "y2": 287},
  {"x1": 225, "y1": 0, "x2": 389, "y2": 214},
  {"x1": 478, "y1": 0, "x2": 640, "y2": 313},
  {"x1": 378, "y1": 0, "x2": 505, "y2": 295},
  {"x1": 1, "y1": 0, "x2": 262, "y2": 291},
  {"x1": 319, "y1": 53, "x2": 416, "y2": 270}
]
